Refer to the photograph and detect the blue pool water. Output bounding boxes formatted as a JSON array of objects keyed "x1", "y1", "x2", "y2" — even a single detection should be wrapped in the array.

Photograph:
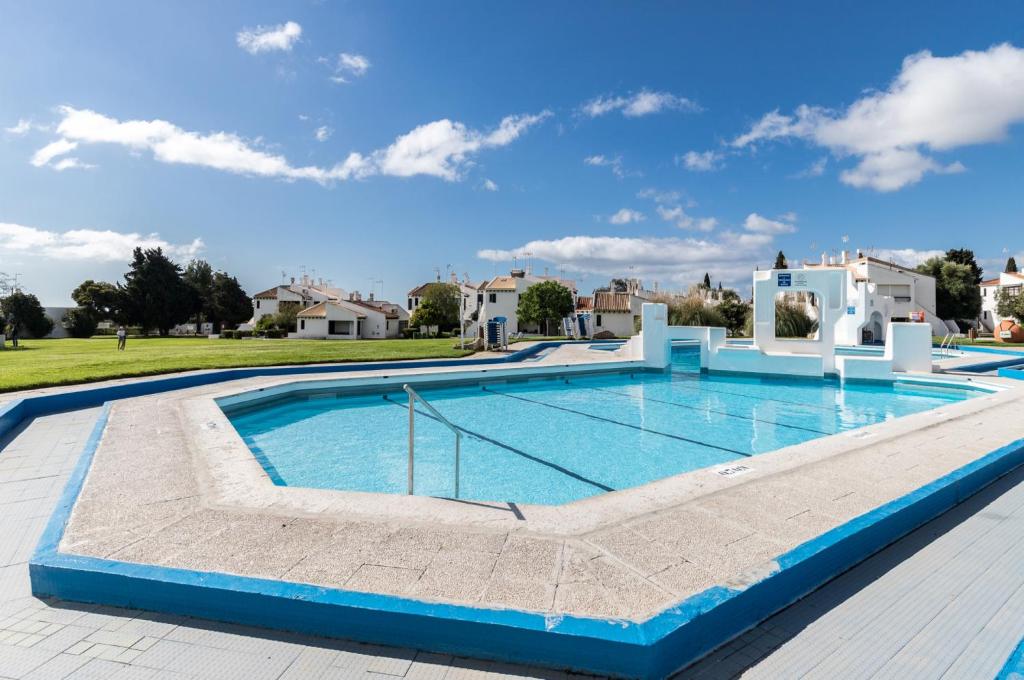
[{"x1": 226, "y1": 348, "x2": 977, "y2": 505}]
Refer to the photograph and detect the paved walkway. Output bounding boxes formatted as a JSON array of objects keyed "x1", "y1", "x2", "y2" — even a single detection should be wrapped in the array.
[{"x1": 2, "y1": 407, "x2": 1022, "y2": 679}]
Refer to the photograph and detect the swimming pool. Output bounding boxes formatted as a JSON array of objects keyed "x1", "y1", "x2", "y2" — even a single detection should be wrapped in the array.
[{"x1": 225, "y1": 348, "x2": 977, "y2": 505}]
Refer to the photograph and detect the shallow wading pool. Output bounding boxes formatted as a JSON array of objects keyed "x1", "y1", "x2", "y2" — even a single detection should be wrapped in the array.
[{"x1": 224, "y1": 347, "x2": 978, "y2": 505}]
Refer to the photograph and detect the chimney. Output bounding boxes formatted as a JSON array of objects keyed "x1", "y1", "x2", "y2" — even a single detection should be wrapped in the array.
[
  {"x1": 450, "y1": 271, "x2": 458, "y2": 284},
  {"x1": 368, "y1": 292, "x2": 375, "y2": 301},
  {"x1": 510, "y1": 268, "x2": 525, "y2": 278},
  {"x1": 829, "y1": 255, "x2": 836, "y2": 265},
  {"x1": 821, "y1": 252, "x2": 828, "y2": 266},
  {"x1": 841, "y1": 250, "x2": 849, "y2": 265},
  {"x1": 290, "y1": 276, "x2": 296, "y2": 285}
]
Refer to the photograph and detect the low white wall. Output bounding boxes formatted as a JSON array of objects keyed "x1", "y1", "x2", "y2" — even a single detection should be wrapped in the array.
[
  {"x1": 835, "y1": 355, "x2": 893, "y2": 381},
  {"x1": 884, "y1": 322, "x2": 933, "y2": 374}
]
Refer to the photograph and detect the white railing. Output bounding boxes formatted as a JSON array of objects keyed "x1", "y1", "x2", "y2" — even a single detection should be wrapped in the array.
[{"x1": 404, "y1": 384, "x2": 461, "y2": 498}]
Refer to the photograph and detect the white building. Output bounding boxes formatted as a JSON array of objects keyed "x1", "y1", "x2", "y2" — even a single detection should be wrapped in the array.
[
  {"x1": 248, "y1": 275, "x2": 347, "y2": 328},
  {"x1": 980, "y1": 271, "x2": 1024, "y2": 337},
  {"x1": 292, "y1": 295, "x2": 405, "y2": 340},
  {"x1": 407, "y1": 273, "x2": 484, "y2": 334},
  {"x1": 804, "y1": 252, "x2": 944, "y2": 344},
  {"x1": 580, "y1": 279, "x2": 654, "y2": 337},
  {"x1": 477, "y1": 269, "x2": 576, "y2": 335}
]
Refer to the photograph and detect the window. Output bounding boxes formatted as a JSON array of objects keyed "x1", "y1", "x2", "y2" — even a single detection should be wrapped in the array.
[
  {"x1": 477, "y1": 293, "x2": 483, "y2": 305},
  {"x1": 300, "y1": 320, "x2": 305, "y2": 330},
  {"x1": 488, "y1": 293, "x2": 497, "y2": 303},
  {"x1": 408, "y1": 297, "x2": 413, "y2": 308},
  {"x1": 256, "y1": 300, "x2": 260, "y2": 309},
  {"x1": 596, "y1": 314, "x2": 602, "y2": 326}
]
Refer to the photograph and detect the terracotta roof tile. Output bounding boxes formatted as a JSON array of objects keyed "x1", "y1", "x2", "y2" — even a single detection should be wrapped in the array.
[{"x1": 593, "y1": 292, "x2": 633, "y2": 313}]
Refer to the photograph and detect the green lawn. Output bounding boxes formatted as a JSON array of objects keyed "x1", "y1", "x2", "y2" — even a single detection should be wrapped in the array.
[
  {"x1": 0, "y1": 337, "x2": 474, "y2": 393},
  {"x1": 934, "y1": 336, "x2": 1024, "y2": 350}
]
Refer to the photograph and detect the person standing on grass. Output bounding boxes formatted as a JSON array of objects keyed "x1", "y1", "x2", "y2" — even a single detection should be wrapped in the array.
[
  {"x1": 116, "y1": 325, "x2": 126, "y2": 351},
  {"x1": 8, "y1": 318, "x2": 18, "y2": 349}
]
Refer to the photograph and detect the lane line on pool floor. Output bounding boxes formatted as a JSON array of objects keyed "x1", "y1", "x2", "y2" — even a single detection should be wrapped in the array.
[
  {"x1": 481, "y1": 387, "x2": 752, "y2": 458},
  {"x1": 574, "y1": 383, "x2": 833, "y2": 435},
  {"x1": 381, "y1": 395, "x2": 615, "y2": 492}
]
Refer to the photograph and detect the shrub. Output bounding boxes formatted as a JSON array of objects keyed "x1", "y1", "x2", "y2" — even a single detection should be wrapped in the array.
[
  {"x1": 265, "y1": 329, "x2": 284, "y2": 338},
  {"x1": 237, "y1": 330, "x2": 253, "y2": 339},
  {"x1": 220, "y1": 330, "x2": 236, "y2": 339}
]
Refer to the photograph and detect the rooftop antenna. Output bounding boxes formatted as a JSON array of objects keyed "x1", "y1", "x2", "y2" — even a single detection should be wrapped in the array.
[{"x1": 433, "y1": 266, "x2": 441, "y2": 282}]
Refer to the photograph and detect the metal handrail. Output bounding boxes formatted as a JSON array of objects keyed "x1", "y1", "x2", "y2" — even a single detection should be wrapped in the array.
[{"x1": 403, "y1": 384, "x2": 461, "y2": 498}]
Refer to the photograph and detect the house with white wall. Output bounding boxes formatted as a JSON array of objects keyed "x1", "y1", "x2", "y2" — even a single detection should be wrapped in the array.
[
  {"x1": 248, "y1": 275, "x2": 346, "y2": 328},
  {"x1": 583, "y1": 279, "x2": 654, "y2": 337},
  {"x1": 981, "y1": 271, "x2": 1024, "y2": 338},
  {"x1": 407, "y1": 273, "x2": 483, "y2": 334},
  {"x1": 477, "y1": 269, "x2": 576, "y2": 335},
  {"x1": 804, "y1": 252, "x2": 944, "y2": 344},
  {"x1": 292, "y1": 294, "x2": 405, "y2": 339}
]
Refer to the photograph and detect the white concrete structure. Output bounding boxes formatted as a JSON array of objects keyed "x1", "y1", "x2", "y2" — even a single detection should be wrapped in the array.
[
  {"x1": 477, "y1": 269, "x2": 576, "y2": 335},
  {"x1": 804, "y1": 252, "x2": 943, "y2": 344},
  {"x1": 663, "y1": 268, "x2": 933, "y2": 381},
  {"x1": 980, "y1": 271, "x2": 1024, "y2": 335}
]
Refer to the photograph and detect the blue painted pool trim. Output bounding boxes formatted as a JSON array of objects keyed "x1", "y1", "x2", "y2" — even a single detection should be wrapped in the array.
[
  {"x1": 932, "y1": 343, "x2": 1024, "y2": 357},
  {"x1": 997, "y1": 635, "x2": 1024, "y2": 680},
  {"x1": 29, "y1": 393, "x2": 1024, "y2": 677},
  {"x1": 0, "y1": 340, "x2": 614, "y2": 444},
  {"x1": 998, "y1": 366, "x2": 1024, "y2": 381}
]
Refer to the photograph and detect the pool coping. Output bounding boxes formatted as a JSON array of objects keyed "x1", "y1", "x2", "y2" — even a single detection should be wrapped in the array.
[
  {"x1": 29, "y1": 400, "x2": 1024, "y2": 677},
  {"x1": 26, "y1": 362, "x2": 1024, "y2": 677}
]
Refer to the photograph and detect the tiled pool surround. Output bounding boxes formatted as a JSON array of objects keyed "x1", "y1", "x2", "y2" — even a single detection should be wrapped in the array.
[{"x1": 25, "y1": 346, "x2": 1024, "y2": 677}]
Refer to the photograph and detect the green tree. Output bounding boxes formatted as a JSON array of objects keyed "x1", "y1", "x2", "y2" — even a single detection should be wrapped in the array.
[
  {"x1": 208, "y1": 272, "x2": 252, "y2": 331},
  {"x1": 996, "y1": 288, "x2": 1024, "y2": 325},
  {"x1": 409, "y1": 282, "x2": 460, "y2": 332},
  {"x1": 62, "y1": 308, "x2": 99, "y2": 338},
  {"x1": 742, "y1": 300, "x2": 816, "y2": 338},
  {"x1": 71, "y1": 280, "x2": 123, "y2": 322},
  {"x1": 1007, "y1": 256, "x2": 1019, "y2": 274},
  {"x1": 183, "y1": 259, "x2": 214, "y2": 330},
  {"x1": 944, "y1": 248, "x2": 983, "y2": 285},
  {"x1": 516, "y1": 280, "x2": 574, "y2": 335},
  {"x1": 121, "y1": 247, "x2": 197, "y2": 335},
  {"x1": 717, "y1": 290, "x2": 751, "y2": 336},
  {"x1": 702, "y1": 272, "x2": 712, "y2": 289},
  {"x1": 774, "y1": 251, "x2": 788, "y2": 269},
  {"x1": 659, "y1": 295, "x2": 727, "y2": 327},
  {"x1": 1, "y1": 291, "x2": 54, "y2": 338},
  {"x1": 917, "y1": 256, "x2": 982, "y2": 321}
]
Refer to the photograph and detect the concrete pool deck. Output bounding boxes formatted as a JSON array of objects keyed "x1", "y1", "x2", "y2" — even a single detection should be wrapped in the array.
[{"x1": 15, "y1": 343, "x2": 1024, "y2": 676}]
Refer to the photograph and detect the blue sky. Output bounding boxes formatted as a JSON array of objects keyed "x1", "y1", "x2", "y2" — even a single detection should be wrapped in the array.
[{"x1": 1, "y1": 1, "x2": 1022, "y2": 305}]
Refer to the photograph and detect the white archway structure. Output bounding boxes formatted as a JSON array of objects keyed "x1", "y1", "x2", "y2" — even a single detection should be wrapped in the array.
[{"x1": 752, "y1": 269, "x2": 847, "y2": 375}]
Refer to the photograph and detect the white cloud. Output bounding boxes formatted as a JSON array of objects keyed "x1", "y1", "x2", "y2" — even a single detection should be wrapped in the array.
[
  {"x1": 793, "y1": 156, "x2": 828, "y2": 178},
  {"x1": 314, "y1": 126, "x2": 332, "y2": 142},
  {"x1": 237, "y1": 21, "x2": 302, "y2": 54},
  {"x1": 583, "y1": 154, "x2": 632, "y2": 179},
  {"x1": 869, "y1": 248, "x2": 945, "y2": 267},
  {"x1": 0, "y1": 222, "x2": 203, "y2": 261},
  {"x1": 581, "y1": 90, "x2": 701, "y2": 118},
  {"x1": 53, "y1": 157, "x2": 95, "y2": 171},
  {"x1": 31, "y1": 138, "x2": 78, "y2": 167},
  {"x1": 5, "y1": 119, "x2": 32, "y2": 135},
  {"x1": 482, "y1": 178, "x2": 498, "y2": 191},
  {"x1": 733, "y1": 43, "x2": 1024, "y2": 191},
  {"x1": 680, "y1": 150, "x2": 724, "y2": 172},
  {"x1": 477, "y1": 231, "x2": 772, "y2": 287},
  {"x1": 656, "y1": 205, "x2": 717, "y2": 232},
  {"x1": 608, "y1": 208, "x2": 645, "y2": 225},
  {"x1": 743, "y1": 213, "x2": 797, "y2": 234},
  {"x1": 329, "y1": 53, "x2": 371, "y2": 83},
  {"x1": 34, "y1": 106, "x2": 549, "y2": 184}
]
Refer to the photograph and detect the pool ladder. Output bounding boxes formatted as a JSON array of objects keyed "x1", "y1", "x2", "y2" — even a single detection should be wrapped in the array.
[
  {"x1": 404, "y1": 384, "x2": 461, "y2": 498},
  {"x1": 938, "y1": 332, "x2": 960, "y2": 357}
]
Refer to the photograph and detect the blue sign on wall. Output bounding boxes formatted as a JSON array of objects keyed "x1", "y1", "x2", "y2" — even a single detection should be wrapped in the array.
[
  {"x1": 847, "y1": 306, "x2": 856, "y2": 315},
  {"x1": 777, "y1": 272, "x2": 792, "y2": 287}
]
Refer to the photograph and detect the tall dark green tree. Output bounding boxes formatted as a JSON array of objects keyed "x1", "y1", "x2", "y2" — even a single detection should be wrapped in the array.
[
  {"x1": 71, "y1": 280, "x2": 123, "y2": 322},
  {"x1": 702, "y1": 272, "x2": 712, "y2": 289},
  {"x1": 1, "y1": 291, "x2": 54, "y2": 338},
  {"x1": 121, "y1": 247, "x2": 197, "y2": 335},
  {"x1": 774, "y1": 251, "x2": 788, "y2": 269},
  {"x1": 716, "y1": 289, "x2": 750, "y2": 336},
  {"x1": 208, "y1": 272, "x2": 252, "y2": 331},
  {"x1": 1007, "y1": 256, "x2": 1019, "y2": 274},
  {"x1": 183, "y1": 259, "x2": 215, "y2": 329},
  {"x1": 944, "y1": 248, "x2": 983, "y2": 285},
  {"x1": 516, "y1": 280, "x2": 574, "y2": 336},
  {"x1": 917, "y1": 256, "x2": 982, "y2": 321}
]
